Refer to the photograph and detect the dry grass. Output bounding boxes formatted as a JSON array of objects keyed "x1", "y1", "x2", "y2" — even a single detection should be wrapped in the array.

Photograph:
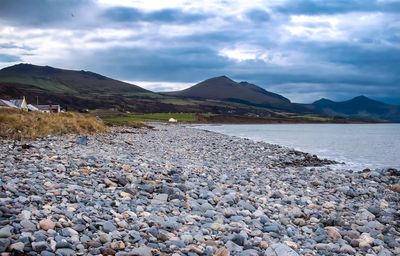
[{"x1": 0, "y1": 108, "x2": 108, "y2": 140}]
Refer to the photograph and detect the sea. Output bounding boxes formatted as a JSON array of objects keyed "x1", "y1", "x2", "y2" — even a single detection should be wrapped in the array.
[{"x1": 195, "y1": 124, "x2": 400, "y2": 170}]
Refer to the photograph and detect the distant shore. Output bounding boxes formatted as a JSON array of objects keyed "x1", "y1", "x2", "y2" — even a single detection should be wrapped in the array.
[
  {"x1": 0, "y1": 124, "x2": 398, "y2": 255},
  {"x1": 97, "y1": 111, "x2": 385, "y2": 126}
]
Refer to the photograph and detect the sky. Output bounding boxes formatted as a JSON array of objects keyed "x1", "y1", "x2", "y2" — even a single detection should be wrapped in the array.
[{"x1": 0, "y1": 0, "x2": 399, "y2": 104}]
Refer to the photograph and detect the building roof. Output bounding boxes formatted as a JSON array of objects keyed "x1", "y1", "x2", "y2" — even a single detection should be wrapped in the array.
[
  {"x1": 0, "y1": 99, "x2": 17, "y2": 108},
  {"x1": 27, "y1": 104, "x2": 39, "y2": 111},
  {"x1": 9, "y1": 99, "x2": 24, "y2": 108}
]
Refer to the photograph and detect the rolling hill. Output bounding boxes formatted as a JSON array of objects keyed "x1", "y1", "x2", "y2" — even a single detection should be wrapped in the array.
[
  {"x1": 0, "y1": 63, "x2": 149, "y2": 94},
  {"x1": 165, "y1": 76, "x2": 292, "y2": 109},
  {"x1": 308, "y1": 96, "x2": 400, "y2": 122},
  {"x1": 0, "y1": 63, "x2": 168, "y2": 111}
]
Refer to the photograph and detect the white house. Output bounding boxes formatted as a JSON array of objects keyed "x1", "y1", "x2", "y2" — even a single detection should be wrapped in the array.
[
  {"x1": 0, "y1": 97, "x2": 61, "y2": 113},
  {"x1": 35, "y1": 104, "x2": 61, "y2": 113},
  {"x1": 0, "y1": 99, "x2": 17, "y2": 109},
  {"x1": 0, "y1": 97, "x2": 28, "y2": 111},
  {"x1": 10, "y1": 97, "x2": 28, "y2": 110}
]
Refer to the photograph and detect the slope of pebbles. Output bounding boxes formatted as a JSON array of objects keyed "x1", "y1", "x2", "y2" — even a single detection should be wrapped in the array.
[{"x1": 0, "y1": 124, "x2": 399, "y2": 256}]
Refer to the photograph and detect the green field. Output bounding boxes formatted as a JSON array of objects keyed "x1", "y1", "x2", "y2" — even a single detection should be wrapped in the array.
[
  {"x1": 101, "y1": 112, "x2": 205, "y2": 125},
  {"x1": 291, "y1": 114, "x2": 332, "y2": 122}
]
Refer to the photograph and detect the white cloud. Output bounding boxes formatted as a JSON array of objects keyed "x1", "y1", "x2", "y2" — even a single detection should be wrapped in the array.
[
  {"x1": 283, "y1": 12, "x2": 400, "y2": 47},
  {"x1": 125, "y1": 80, "x2": 193, "y2": 92},
  {"x1": 97, "y1": 0, "x2": 279, "y2": 14},
  {"x1": 219, "y1": 45, "x2": 308, "y2": 67}
]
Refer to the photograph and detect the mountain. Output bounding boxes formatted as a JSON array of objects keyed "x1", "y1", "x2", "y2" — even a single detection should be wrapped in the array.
[
  {"x1": 0, "y1": 64, "x2": 291, "y2": 116},
  {"x1": 0, "y1": 63, "x2": 149, "y2": 94},
  {"x1": 309, "y1": 96, "x2": 400, "y2": 122},
  {"x1": 0, "y1": 63, "x2": 162, "y2": 110},
  {"x1": 165, "y1": 76, "x2": 291, "y2": 109}
]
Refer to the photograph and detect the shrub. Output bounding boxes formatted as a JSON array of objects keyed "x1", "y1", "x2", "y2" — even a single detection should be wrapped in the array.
[{"x1": 0, "y1": 108, "x2": 108, "y2": 140}]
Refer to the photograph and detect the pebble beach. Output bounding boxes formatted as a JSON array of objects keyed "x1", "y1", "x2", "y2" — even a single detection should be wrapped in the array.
[{"x1": 0, "y1": 124, "x2": 399, "y2": 256}]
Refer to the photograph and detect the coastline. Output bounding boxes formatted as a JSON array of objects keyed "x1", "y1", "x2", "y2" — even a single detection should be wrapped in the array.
[
  {"x1": 0, "y1": 124, "x2": 399, "y2": 255},
  {"x1": 193, "y1": 123, "x2": 400, "y2": 170}
]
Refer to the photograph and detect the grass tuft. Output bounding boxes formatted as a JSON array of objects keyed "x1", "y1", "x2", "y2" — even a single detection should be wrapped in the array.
[{"x1": 0, "y1": 108, "x2": 108, "y2": 140}]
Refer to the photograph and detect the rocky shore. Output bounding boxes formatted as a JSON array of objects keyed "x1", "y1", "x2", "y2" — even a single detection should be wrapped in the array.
[{"x1": 0, "y1": 124, "x2": 399, "y2": 255}]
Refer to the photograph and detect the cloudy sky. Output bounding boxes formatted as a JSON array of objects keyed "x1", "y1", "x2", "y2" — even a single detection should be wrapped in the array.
[{"x1": 0, "y1": 0, "x2": 399, "y2": 104}]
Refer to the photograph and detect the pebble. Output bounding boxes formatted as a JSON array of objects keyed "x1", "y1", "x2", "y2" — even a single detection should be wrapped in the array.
[
  {"x1": 39, "y1": 219, "x2": 55, "y2": 231},
  {"x1": 32, "y1": 241, "x2": 49, "y2": 252},
  {"x1": 215, "y1": 247, "x2": 230, "y2": 256},
  {"x1": 0, "y1": 124, "x2": 398, "y2": 255},
  {"x1": 9, "y1": 242, "x2": 24, "y2": 252},
  {"x1": 99, "y1": 232, "x2": 111, "y2": 243},
  {"x1": 231, "y1": 234, "x2": 246, "y2": 246},
  {"x1": 0, "y1": 239, "x2": 11, "y2": 252},
  {"x1": 128, "y1": 245, "x2": 153, "y2": 256},
  {"x1": 325, "y1": 227, "x2": 342, "y2": 241},
  {"x1": 181, "y1": 234, "x2": 194, "y2": 244},
  {"x1": 110, "y1": 241, "x2": 125, "y2": 250},
  {"x1": 390, "y1": 184, "x2": 400, "y2": 192},
  {"x1": 0, "y1": 226, "x2": 12, "y2": 238},
  {"x1": 357, "y1": 233, "x2": 375, "y2": 248},
  {"x1": 55, "y1": 248, "x2": 76, "y2": 256},
  {"x1": 20, "y1": 219, "x2": 37, "y2": 231},
  {"x1": 265, "y1": 243, "x2": 300, "y2": 256},
  {"x1": 102, "y1": 221, "x2": 117, "y2": 233}
]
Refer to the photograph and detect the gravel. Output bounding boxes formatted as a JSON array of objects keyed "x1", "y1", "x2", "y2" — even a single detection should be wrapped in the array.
[{"x1": 0, "y1": 124, "x2": 399, "y2": 255}]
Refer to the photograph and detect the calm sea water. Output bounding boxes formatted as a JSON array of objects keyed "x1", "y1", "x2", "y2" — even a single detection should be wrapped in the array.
[{"x1": 196, "y1": 124, "x2": 400, "y2": 169}]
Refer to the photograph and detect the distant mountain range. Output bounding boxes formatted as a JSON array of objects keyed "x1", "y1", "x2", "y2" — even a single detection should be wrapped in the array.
[
  {"x1": 0, "y1": 63, "x2": 399, "y2": 122},
  {"x1": 308, "y1": 96, "x2": 400, "y2": 122}
]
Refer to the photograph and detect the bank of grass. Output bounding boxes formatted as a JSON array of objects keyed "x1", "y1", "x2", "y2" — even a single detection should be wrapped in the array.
[{"x1": 0, "y1": 108, "x2": 108, "y2": 140}]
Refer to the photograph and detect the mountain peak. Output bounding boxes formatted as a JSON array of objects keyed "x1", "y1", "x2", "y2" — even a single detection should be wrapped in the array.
[
  {"x1": 216, "y1": 75, "x2": 230, "y2": 79},
  {"x1": 351, "y1": 95, "x2": 370, "y2": 101},
  {"x1": 313, "y1": 98, "x2": 335, "y2": 105},
  {"x1": 347, "y1": 95, "x2": 385, "y2": 105},
  {"x1": 238, "y1": 81, "x2": 252, "y2": 86},
  {"x1": 166, "y1": 76, "x2": 290, "y2": 107},
  {"x1": 2, "y1": 63, "x2": 35, "y2": 71},
  {"x1": 0, "y1": 63, "x2": 62, "y2": 76},
  {"x1": 206, "y1": 75, "x2": 235, "y2": 83}
]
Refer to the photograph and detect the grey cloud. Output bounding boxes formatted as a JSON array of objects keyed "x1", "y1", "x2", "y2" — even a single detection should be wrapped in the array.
[
  {"x1": 0, "y1": 1, "x2": 210, "y2": 28},
  {"x1": 69, "y1": 46, "x2": 231, "y2": 82},
  {"x1": 0, "y1": 43, "x2": 35, "y2": 51},
  {"x1": 102, "y1": 7, "x2": 209, "y2": 24},
  {"x1": 0, "y1": 43, "x2": 19, "y2": 49},
  {"x1": 245, "y1": 9, "x2": 270, "y2": 22},
  {"x1": 290, "y1": 42, "x2": 400, "y2": 84},
  {"x1": 0, "y1": 0, "x2": 94, "y2": 27},
  {"x1": 275, "y1": 0, "x2": 400, "y2": 15},
  {"x1": 0, "y1": 54, "x2": 21, "y2": 62}
]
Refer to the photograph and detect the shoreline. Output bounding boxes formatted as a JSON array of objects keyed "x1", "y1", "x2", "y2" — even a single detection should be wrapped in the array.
[
  {"x1": 192, "y1": 123, "x2": 400, "y2": 171},
  {"x1": 0, "y1": 124, "x2": 399, "y2": 255}
]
